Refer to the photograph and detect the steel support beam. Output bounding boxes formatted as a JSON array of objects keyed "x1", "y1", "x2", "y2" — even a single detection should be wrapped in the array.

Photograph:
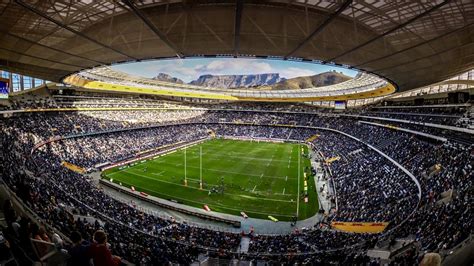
[
  {"x1": 233, "y1": 0, "x2": 244, "y2": 56},
  {"x1": 8, "y1": 72, "x2": 13, "y2": 93},
  {"x1": 0, "y1": 47, "x2": 92, "y2": 69},
  {"x1": 19, "y1": 74, "x2": 23, "y2": 91},
  {"x1": 329, "y1": 0, "x2": 453, "y2": 62},
  {"x1": 0, "y1": 59, "x2": 68, "y2": 82},
  {"x1": 285, "y1": 0, "x2": 352, "y2": 58},
  {"x1": 121, "y1": 0, "x2": 183, "y2": 58},
  {"x1": 354, "y1": 21, "x2": 474, "y2": 68},
  {"x1": 3, "y1": 31, "x2": 107, "y2": 65},
  {"x1": 14, "y1": 0, "x2": 137, "y2": 60}
]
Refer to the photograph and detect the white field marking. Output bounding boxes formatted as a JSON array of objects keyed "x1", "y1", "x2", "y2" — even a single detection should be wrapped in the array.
[
  {"x1": 115, "y1": 183, "x2": 294, "y2": 217},
  {"x1": 116, "y1": 165, "x2": 144, "y2": 173},
  {"x1": 203, "y1": 145, "x2": 283, "y2": 152},
  {"x1": 151, "y1": 160, "x2": 295, "y2": 180},
  {"x1": 115, "y1": 139, "x2": 293, "y2": 172},
  {"x1": 110, "y1": 170, "x2": 295, "y2": 203},
  {"x1": 187, "y1": 148, "x2": 282, "y2": 160},
  {"x1": 252, "y1": 185, "x2": 257, "y2": 192},
  {"x1": 237, "y1": 194, "x2": 294, "y2": 203},
  {"x1": 116, "y1": 167, "x2": 129, "y2": 173},
  {"x1": 151, "y1": 171, "x2": 165, "y2": 176},
  {"x1": 154, "y1": 142, "x2": 300, "y2": 172},
  {"x1": 249, "y1": 189, "x2": 284, "y2": 195},
  {"x1": 260, "y1": 173, "x2": 264, "y2": 178},
  {"x1": 206, "y1": 154, "x2": 289, "y2": 163},
  {"x1": 273, "y1": 193, "x2": 295, "y2": 196},
  {"x1": 176, "y1": 148, "x2": 290, "y2": 163},
  {"x1": 169, "y1": 151, "x2": 289, "y2": 164},
  {"x1": 109, "y1": 170, "x2": 211, "y2": 192}
]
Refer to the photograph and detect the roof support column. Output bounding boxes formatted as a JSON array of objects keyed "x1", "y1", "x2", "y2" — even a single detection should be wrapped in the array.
[
  {"x1": 233, "y1": 0, "x2": 244, "y2": 56},
  {"x1": 8, "y1": 72, "x2": 13, "y2": 93},
  {"x1": 20, "y1": 75, "x2": 24, "y2": 91}
]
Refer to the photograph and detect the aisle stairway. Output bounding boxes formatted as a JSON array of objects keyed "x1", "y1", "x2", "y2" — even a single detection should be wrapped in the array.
[{"x1": 238, "y1": 236, "x2": 251, "y2": 253}]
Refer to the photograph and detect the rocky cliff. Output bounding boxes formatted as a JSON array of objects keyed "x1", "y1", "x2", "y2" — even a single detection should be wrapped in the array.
[{"x1": 189, "y1": 73, "x2": 284, "y2": 88}]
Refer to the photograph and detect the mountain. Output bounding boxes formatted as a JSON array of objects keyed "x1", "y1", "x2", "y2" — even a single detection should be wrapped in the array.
[
  {"x1": 189, "y1": 73, "x2": 284, "y2": 88},
  {"x1": 259, "y1": 71, "x2": 352, "y2": 90},
  {"x1": 151, "y1": 71, "x2": 352, "y2": 90},
  {"x1": 152, "y1": 73, "x2": 184, "y2": 84}
]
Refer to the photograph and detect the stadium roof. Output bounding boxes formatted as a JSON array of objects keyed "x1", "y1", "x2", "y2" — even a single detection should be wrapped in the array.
[
  {"x1": 1, "y1": 0, "x2": 473, "y2": 92},
  {"x1": 63, "y1": 67, "x2": 394, "y2": 101}
]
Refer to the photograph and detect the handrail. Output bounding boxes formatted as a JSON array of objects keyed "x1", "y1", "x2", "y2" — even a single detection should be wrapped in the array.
[
  {"x1": 440, "y1": 233, "x2": 473, "y2": 259},
  {"x1": 359, "y1": 121, "x2": 448, "y2": 142},
  {"x1": 299, "y1": 126, "x2": 422, "y2": 226},
  {"x1": 368, "y1": 111, "x2": 463, "y2": 118},
  {"x1": 0, "y1": 180, "x2": 72, "y2": 244},
  {"x1": 345, "y1": 114, "x2": 474, "y2": 134},
  {"x1": 30, "y1": 238, "x2": 59, "y2": 262},
  {"x1": 307, "y1": 143, "x2": 338, "y2": 213},
  {"x1": 373, "y1": 103, "x2": 471, "y2": 109}
]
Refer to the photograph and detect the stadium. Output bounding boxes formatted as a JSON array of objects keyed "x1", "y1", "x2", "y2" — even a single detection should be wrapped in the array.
[{"x1": 0, "y1": 1, "x2": 472, "y2": 265}]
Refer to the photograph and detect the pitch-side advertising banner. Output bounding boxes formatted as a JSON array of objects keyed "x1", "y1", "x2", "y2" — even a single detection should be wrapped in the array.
[{"x1": 331, "y1": 222, "x2": 389, "y2": 233}]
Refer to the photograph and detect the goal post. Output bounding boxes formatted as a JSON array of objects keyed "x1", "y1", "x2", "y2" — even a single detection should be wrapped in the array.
[
  {"x1": 296, "y1": 144, "x2": 301, "y2": 219},
  {"x1": 200, "y1": 146, "x2": 203, "y2": 189},
  {"x1": 184, "y1": 146, "x2": 187, "y2": 186}
]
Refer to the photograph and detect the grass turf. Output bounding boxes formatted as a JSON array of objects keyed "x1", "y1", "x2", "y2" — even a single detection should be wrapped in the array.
[{"x1": 102, "y1": 138, "x2": 318, "y2": 221}]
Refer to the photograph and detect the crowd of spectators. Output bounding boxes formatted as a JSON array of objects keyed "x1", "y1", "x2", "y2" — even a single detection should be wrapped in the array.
[
  {"x1": 4, "y1": 92, "x2": 471, "y2": 129},
  {"x1": 0, "y1": 105, "x2": 472, "y2": 264},
  {"x1": 313, "y1": 133, "x2": 419, "y2": 223},
  {"x1": 357, "y1": 105, "x2": 473, "y2": 129}
]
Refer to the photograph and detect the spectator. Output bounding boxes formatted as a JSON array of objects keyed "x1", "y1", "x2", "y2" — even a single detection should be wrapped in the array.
[
  {"x1": 67, "y1": 231, "x2": 91, "y2": 266},
  {"x1": 88, "y1": 230, "x2": 121, "y2": 266},
  {"x1": 0, "y1": 104, "x2": 471, "y2": 264},
  {"x1": 31, "y1": 224, "x2": 52, "y2": 258},
  {"x1": 2, "y1": 199, "x2": 17, "y2": 228},
  {"x1": 420, "y1": 253, "x2": 441, "y2": 266}
]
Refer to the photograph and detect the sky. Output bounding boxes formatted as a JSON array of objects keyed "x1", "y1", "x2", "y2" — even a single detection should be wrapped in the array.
[{"x1": 111, "y1": 58, "x2": 358, "y2": 83}]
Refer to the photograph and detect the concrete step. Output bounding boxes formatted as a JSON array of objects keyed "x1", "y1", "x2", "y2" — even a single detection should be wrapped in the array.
[{"x1": 238, "y1": 236, "x2": 251, "y2": 253}]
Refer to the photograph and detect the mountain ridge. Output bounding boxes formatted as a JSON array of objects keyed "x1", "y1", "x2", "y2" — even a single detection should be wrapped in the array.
[
  {"x1": 152, "y1": 71, "x2": 352, "y2": 90},
  {"x1": 259, "y1": 71, "x2": 352, "y2": 90},
  {"x1": 189, "y1": 73, "x2": 284, "y2": 88},
  {"x1": 152, "y1": 73, "x2": 184, "y2": 84}
]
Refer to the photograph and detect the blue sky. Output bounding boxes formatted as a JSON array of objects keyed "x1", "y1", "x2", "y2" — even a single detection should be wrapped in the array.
[{"x1": 112, "y1": 58, "x2": 358, "y2": 83}]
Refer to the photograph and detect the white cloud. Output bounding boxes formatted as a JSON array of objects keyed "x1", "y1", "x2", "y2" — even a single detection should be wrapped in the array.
[
  {"x1": 143, "y1": 63, "x2": 198, "y2": 81},
  {"x1": 279, "y1": 67, "x2": 318, "y2": 79},
  {"x1": 113, "y1": 58, "x2": 358, "y2": 83},
  {"x1": 195, "y1": 59, "x2": 273, "y2": 75},
  {"x1": 142, "y1": 59, "x2": 277, "y2": 82}
]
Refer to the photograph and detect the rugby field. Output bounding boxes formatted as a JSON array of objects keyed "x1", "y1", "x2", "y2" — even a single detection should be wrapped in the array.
[{"x1": 102, "y1": 138, "x2": 318, "y2": 221}]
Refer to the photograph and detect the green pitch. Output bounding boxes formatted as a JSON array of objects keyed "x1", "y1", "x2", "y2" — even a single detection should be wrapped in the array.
[{"x1": 102, "y1": 138, "x2": 318, "y2": 221}]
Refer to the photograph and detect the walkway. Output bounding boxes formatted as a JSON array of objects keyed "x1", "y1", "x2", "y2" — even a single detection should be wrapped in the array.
[{"x1": 238, "y1": 237, "x2": 251, "y2": 253}]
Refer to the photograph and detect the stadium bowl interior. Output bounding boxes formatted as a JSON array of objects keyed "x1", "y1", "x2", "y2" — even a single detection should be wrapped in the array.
[{"x1": 0, "y1": 1, "x2": 473, "y2": 265}]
